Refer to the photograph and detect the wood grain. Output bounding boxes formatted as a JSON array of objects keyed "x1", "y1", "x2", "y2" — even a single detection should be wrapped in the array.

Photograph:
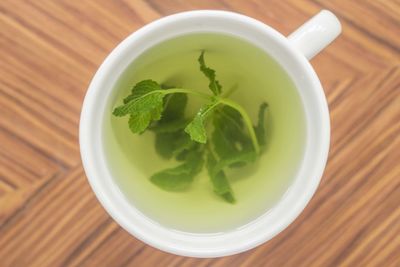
[{"x1": 0, "y1": 1, "x2": 399, "y2": 266}]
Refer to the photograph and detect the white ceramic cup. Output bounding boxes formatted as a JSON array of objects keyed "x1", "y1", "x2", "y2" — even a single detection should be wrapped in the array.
[{"x1": 80, "y1": 10, "x2": 341, "y2": 257}]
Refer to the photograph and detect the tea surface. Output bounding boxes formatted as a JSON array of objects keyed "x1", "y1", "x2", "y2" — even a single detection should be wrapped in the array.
[{"x1": 104, "y1": 33, "x2": 306, "y2": 233}]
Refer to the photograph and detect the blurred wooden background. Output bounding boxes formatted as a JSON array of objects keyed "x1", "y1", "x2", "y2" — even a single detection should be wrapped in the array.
[{"x1": 0, "y1": 1, "x2": 399, "y2": 266}]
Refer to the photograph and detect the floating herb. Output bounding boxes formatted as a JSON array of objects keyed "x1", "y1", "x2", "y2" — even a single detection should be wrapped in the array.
[{"x1": 113, "y1": 51, "x2": 268, "y2": 203}]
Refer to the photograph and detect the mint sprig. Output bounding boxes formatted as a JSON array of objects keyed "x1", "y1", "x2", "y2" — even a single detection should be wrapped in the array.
[
  {"x1": 184, "y1": 100, "x2": 219, "y2": 143},
  {"x1": 150, "y1": 150, "x2": 204, "y2": 191},
  {"x1": 198, "y1": 51, "x2": 222, "y2": 95},
  {"x1": 113, "y1": 52, "x2": 268, "y2": 203}
]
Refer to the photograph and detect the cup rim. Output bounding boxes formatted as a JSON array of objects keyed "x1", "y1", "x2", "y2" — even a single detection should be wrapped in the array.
[{"x1": 80, "y1": 10, "x2": 330, "y2": 257}]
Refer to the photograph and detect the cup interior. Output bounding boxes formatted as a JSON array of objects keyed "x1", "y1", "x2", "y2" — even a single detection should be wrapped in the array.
[
  {"x1": 80, "y1": 10, "x2": 330, "y2": 257},
  {"x1": 104, "y1": 31, "x2": 307, "y2": 234}
]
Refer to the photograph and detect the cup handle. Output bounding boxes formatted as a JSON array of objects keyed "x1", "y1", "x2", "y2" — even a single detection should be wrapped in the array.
[{"x1": 287, "y1": 10, "x2": 341, "y2": 60}]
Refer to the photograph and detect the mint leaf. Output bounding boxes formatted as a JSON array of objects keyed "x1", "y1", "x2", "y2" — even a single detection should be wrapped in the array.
[
  {"x1": 114, "y1": 93, "x2": 164, "y2": 133},
  {"x1": 151, "y1": 118, "x2": 189, "y2": 133},
  {"x1": 198, "y1": 51, "x2": 222, "y2": 95},
  {"x1": 150, "y1": 93, "x2": 189, "y2": 133},
  {"x1": 207, "y1": 151, "x2": 235, "y2": 203},
  {"x1": 183, "y1": 149, "x2": 204, "y2": 174},
  {"x1": 151, "y1": 91, "x2": 194, "y2": 158},
  {"x1": 219, "y1": 105, "x2": 243, "y2": 130},
  {"x1": 184, "y1": 100, "x2": 219, "y2": 143},
  {"x1": 114, "y1": 79, "x2": 163, "y2": 117},
  {"x1": 184, "y1": 116, "x2": 207, "y2": 144},
  {"x1": 212, "y1": 149, "x2": 257, "y2": 178},
  {"x1": 212, "y1": 106, "x2": 249, "y2": 159},
  {"x1": 150, "y1": 164, "x2": 193, "y2": 191},
  {"x1": 154, "y1": 132, "x2": 180, "y2": 159},
  {"x1": 113, "y1": 80, "x2": 166, "y2": 133},
  {"x1": 123, "y1": 80, "x2": 162, "y2": 104},
  {"x1": 254, "y1": 102, "x2": 268, "y2": 149},
  {"x1": 175, "y1": 144, "x2": 198, "y2": 161},
  {"x1": 150, "y1": 150, "x2": 204, "y2": 191},
  {"x1": 212, "y1": 117, "x2": 239, "y2": 158},
  {"x1": 128, "y1": 113, "x2": 150, "y2": 133},
  {"x1": 155, "y1": 131, "x2": 194, "y2": 159},
  {"x1": 113, "y1": 91, "x2": 164, "y2": 117},
  {"x1": 162, "y1": 93, "x2": 188, "y2": 122},
  {"x1": 149, "y1": 91, "x2": 188, "y2": 132},
  {"x1": 172, "y1": 136, "x2": 196, "y2": 158}
]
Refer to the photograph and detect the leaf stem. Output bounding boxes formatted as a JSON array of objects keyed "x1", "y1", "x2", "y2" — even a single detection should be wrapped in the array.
[
  {"x1": 219, "y1": 98, "x2": 260, "y2": 154},
  {"x1": 162, "y1": 88, "x2": 212, "y2": 100}
]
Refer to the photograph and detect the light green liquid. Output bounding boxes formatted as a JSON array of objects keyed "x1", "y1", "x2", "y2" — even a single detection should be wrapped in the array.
[{"x1": 103, "y1": 33, "x2": 306, "y2": 233}]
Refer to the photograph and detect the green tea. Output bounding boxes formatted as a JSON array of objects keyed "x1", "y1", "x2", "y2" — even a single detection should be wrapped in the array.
[{"x1": 103, "y1": 33, "x2": 306, "y2": 233}]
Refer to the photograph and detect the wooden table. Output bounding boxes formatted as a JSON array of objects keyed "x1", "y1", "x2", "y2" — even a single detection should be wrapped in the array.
[{"x1": 1, "y1": 1, "x2": 399, "y2": 266}]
